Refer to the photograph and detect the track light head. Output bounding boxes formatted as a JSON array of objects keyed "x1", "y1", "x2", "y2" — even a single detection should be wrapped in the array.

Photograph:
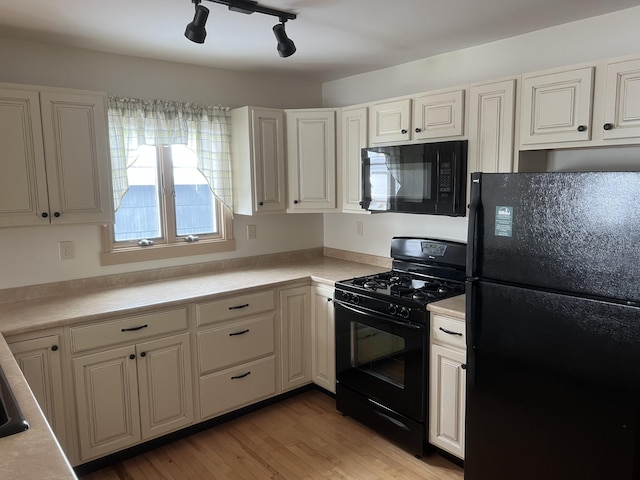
[
  {"x1": 185, "y1": 4, "x2": 210, "y2": 44},
  {"x1": 273, "y1": 22, "x2": 296, "y2": 58}
]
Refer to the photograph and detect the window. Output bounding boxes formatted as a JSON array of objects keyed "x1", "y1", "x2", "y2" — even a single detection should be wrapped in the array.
[{"x1": 100, "y1": 97, "x2": 234, "y2": 265}]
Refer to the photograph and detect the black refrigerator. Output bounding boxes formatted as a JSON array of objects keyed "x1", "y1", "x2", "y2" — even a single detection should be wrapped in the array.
[{"x1": 465, "y1": 171, "x2": 640, "y2": 480}]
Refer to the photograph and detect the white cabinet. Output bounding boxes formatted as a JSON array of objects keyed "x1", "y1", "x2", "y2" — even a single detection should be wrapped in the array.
[
  {"x1": 310, "y1": 285, "x2": 335, "y2": 393},
  {"x1": 340, "y1": 106, "x2": 368, "y2": 213},
  {"x1": 231, "y1": 106, "x2": 286, "y2": 215},
  {"x1": 0, "y1": 84, "x2": 112, "y2": 227},
  {"x1": 413, "y1": 89, "x2": 465, "y2": 140},
  {"x1": 468, "y1": 78, "x2": 517, "y2": 174},
  {"x1": 70, "y1": 309, "x2": 193, "y2": 463},
  {"x1": 8, "y1": 332, "x2": 68, "y2": 455},
  {"x1": 196, "y1": 290, "x2": 276, "y2": 420},
  {"x1": 369, "y1": 89, "x2": 465, "y2": 145},
  {"x1": 520, "y1": 66, "x2": 595, "y2": 147},
  {"x1": 369, "y1": 98, "x2": 412, "y2": 144},
  {"x1": 279, "y1": 285, "x2": 312, "y2": 392},
  {"x1": 602, "y1": 57, "x2": 640, "y2": 140},
  {"x1": 286, "y1": 109, "x2": 337, "y2": 212},
  {"x1": 429, "y1": 313, "x2": 466, "y2": 460}
]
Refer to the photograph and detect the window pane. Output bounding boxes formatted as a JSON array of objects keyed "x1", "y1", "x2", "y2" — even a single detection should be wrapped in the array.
[
  {"x1": 171, "y1": 145, "x2": 218, "y2": 236},
  {"x1": 114, "y1": 145, "x2": 162, "y2": 242}
]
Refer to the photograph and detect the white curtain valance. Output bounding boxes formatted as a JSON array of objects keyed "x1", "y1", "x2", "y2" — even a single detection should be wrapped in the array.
[{"x1": 107, "y1": 96, "x2": 233, "y2": 212}]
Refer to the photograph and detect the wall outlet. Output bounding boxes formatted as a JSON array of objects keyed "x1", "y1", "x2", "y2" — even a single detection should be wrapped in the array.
[
  {"x1": 247, "y1": 224, "x2": 257, "y2": 240},
  {"x1": 59, "y1": 241, "x2": 74, "y2": 260},
  {"x1": 356, "y1": 221, "x2": 364, "y2": 236}
]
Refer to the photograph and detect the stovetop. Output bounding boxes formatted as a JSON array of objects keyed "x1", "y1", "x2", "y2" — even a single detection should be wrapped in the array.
[{"x1": 337, "y1": 270, "x2": 465, "y2": 307}]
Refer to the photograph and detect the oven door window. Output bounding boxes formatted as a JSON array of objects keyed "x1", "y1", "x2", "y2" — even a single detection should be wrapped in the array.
[{"x1": 351, "y1": 321, "x2": 406, "y2": 388}]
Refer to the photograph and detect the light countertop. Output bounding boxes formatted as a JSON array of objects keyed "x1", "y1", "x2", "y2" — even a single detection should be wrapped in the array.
[
  {"x1": 0, "y1": 256, "x2": 388, "y2": 479},
  {"x1": 427, "y1": 294, "x2": 466, "y2": 320}
]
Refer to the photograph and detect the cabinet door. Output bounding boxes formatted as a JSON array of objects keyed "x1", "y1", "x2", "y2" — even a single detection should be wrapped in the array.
[
  {"x1": 413, "y1": 89, "x2": 465, "y2": 140},
  {"x1": 39, "y1": 91, "x2": 113, "y2": 224},
  {"x1": 279, "y1": 286, "x2": 311, "y2": 392},
  {"x1": 251, "y1": 108, "x2": 286, "y2": 213},
  {"x1": 286, "y1": 109, "x2": 336, "y2": 211},
  {"x1": 429, "y1": 343, "x2": 466, "y2": 459},
  {"x1": 602, "y1": 58, "x2": 640, "y2": 140},
  {"x1": 468, "y1": 79, "x2": 516, "y2": 174},
  {"x1": 73, "y1": 345, "x2": 141, "y2": 462},
  {"x1": 9, "y1": 335, "x2": 67, "y2": 451},
  {"x1": 0, "y1": 88, "x2": 49, "y2": 227},
  {"x1": 520, "y1": 67, "x2": 594, "y2": 147},
  {"x1": 369, "y1": 98, "x2": 411, "y2": 144},
  {"x1": 341, "y1": 107, "x2": 368, "y2": 213},
  {"x1": 136, "y1": 333, "x2": 194, "y2": 440},
  {"x1": 311, "y1": 286, "x2": 335, "y2": 393}
]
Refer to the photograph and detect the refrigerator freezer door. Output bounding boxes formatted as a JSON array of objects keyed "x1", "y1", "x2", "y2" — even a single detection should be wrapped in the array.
[
  {"x1": 467, "y1": 172, "x2": 640, "y2": 303},
  {"x1": 465, "y1": 279, "x2": 640, "y2": 480}
]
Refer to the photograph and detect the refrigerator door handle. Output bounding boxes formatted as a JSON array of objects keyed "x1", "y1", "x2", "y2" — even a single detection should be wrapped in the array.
[
  {"x1": 466, "y1": 172, "x2": 482, "y2": 277},
  {"x1": 465, "y1": 279, "x2": 478, "y2": 388}
]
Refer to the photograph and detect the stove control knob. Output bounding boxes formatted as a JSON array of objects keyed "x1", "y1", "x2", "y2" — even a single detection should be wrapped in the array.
[
  {"x1": 341, "y1": 292, "x2": 352, "y2": 302},
  {"x1": 352, "y1": 295, "x2": 361, "y2": 305},
  {"x1": 400, "y1": 307, "x2": 410, "y2": 319},
  {"x1": 388, "y1": 304, "x2": 398, "y2": 315}
]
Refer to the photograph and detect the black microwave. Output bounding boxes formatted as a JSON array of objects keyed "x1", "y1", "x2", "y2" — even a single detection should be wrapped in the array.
[{"x1": 361, "y1": 140, "x2": 467, "y2": 216}]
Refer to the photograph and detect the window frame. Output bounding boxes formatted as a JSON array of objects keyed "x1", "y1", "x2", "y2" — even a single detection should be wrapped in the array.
[{"x1": 100, "y1": 144, "x2": 234, "y2": 266}]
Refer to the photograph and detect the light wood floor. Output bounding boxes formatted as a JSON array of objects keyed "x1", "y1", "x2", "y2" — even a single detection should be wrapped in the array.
[{"x1": 79, "y1": 390, "x2": 464, "y2": 480}]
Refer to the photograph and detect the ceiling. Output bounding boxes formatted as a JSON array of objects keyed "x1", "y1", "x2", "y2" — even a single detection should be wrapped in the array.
[{"x1": 1, "y1": 0, "x2": 639, "y2": 83}]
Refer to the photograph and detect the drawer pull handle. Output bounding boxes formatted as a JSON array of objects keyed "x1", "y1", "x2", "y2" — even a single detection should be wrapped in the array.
[
  {"x1": 228, "y1": 304, "x2": 249, "y2": 310},
  {"x1": 121, "y1": 324, "x2": 149, "y2": 332},
  {"x1": 439, "y1": 326, "x2": 462, "y2": 336},
  {"x1": 231, "y1": 371, "x2": 251, "y2": 380},
  {"x1": 229, "y1": 329, "x2": 250, "y2": 336}
]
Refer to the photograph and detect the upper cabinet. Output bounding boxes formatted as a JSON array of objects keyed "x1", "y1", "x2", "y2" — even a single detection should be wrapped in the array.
[
  {"x1": 285, "y1": 109, "x2": 337, "y2": 212},
  {"x1": 0, "y1": 85, "x2": 112, "y2": 227},
  {"x1": 369, "y1": 88, "x2": 465, "y2": 145},
  {"x1": 468, "y1": 78, "x2": 517, "y2": 174},
  {"x1": 519, "y1": 54, "x2": 640, "y2": 150},
  {"x1": 520, "y1": 66, "x2": 595, "y2": 146},
  {"x1": 602, "y1": 57, "x2": 640, "y2": 140},
  {"x1": 231, "y1": 107, "x2": 286, "y2": 215},
  {"x1": 340, "y1": 106, "x2": 368, "y2": 213}
]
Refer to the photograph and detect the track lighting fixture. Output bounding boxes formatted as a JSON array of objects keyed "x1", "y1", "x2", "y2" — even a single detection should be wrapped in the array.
[
  {"x1": 184, "y1": 0, "x2": 298, "y2": 57},
  {"x1": 273, "y1": 21, "x2": 296, "y2": 58}
]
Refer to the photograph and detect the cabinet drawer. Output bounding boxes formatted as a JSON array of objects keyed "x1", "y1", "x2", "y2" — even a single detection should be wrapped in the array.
[
  {"x1": 197, "y1": 290, "x2": 274, "y2": 327},
  {"x1": 431, "y1": 314, "x2": 466, "y2": 350},
  {"x1": 70, "y1": 308, "x2": 188, "y2": 353},
  {"x1": 197, "y1": 314, "x2": 275, "y2": 375},
  {"x1": 199, "y1": 355, "x2": 276, "y2": 420}
]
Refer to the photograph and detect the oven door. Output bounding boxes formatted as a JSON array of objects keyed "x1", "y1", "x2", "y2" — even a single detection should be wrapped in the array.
[{"x1": 334, "y1": 299, "x2": 427, "y2": 421}]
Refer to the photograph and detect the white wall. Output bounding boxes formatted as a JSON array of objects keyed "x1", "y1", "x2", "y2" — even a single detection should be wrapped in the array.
[
  {"x1": 0, "y1": 37, "x2": 324, "y2": 289},
  {"x1": 322, "y1": 6, "x2": 640, "y2": 258}
]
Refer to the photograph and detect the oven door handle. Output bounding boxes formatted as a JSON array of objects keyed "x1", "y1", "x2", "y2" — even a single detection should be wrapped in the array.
[{"x1": 334, "y1": 300, "x2": 423, "y2": 330}]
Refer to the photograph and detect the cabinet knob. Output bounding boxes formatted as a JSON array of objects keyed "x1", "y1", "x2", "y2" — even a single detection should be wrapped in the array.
[
  {"x1": 293, "y1": 200, "x2": 299, "y2": 204},
  {"x1": 140, "y1": 352, "x2": 146, "y2": 358},
  {"x1": 129, "y1": 354, "x2": 136, "y2": 360},
  {"x1": 577, "y1": 125, "x2": 587, "y2": 132},
  {"x1": 41, "y1": 212, "x2": 49, "y2": 218},
  {"x1": 415, "y1": 128, "x2": 422, "y2": 133},
  {"x1": 603, "y1": 123, "x2": 614, "y2": 131},
  {"x1": 259, "y1": 201, "x2": 264, "y2": 206},
  {"x1": 53, "y1": 212, "x2": 61, "y2": 218},
  {"x1": 401, "y1": 129, "x2": 408, "y2": 134},
  {"x1": 327, "y1": 298, "x2": 332, "y2": 302},
  {"x1": 51, "y1": 345, "x2": 59, "y2": 352},
  {"x1": 461, "y1": 364, "x2": 467, "y2": 370}
]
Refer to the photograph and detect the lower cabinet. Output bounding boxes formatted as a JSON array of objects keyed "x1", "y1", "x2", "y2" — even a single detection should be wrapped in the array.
[
  {"x1": 310, "y1": 285, "x2": 335, "y2": 393},
  {"x1": 279, "y1": 285, "x2": 312, "y2": 392},
  {"x1": 8, "y1": 331, "x2": 68, "y2": 455},
  {"x1": 72, "y1": 332, "x2": 193, "y2": 462},
  {"x1": 429, "y1": 314, "x2": 466, "y2": 460}
]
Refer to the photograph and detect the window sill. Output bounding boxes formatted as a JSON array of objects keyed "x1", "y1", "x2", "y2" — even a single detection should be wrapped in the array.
[{"x1": 100, "y1": 239, "x2": 236, "y2": 266}]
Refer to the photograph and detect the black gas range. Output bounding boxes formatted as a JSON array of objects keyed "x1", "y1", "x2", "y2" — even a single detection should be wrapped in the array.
[{"x1": 334, "y1": 237, "x2": 466, "y2": 457}]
